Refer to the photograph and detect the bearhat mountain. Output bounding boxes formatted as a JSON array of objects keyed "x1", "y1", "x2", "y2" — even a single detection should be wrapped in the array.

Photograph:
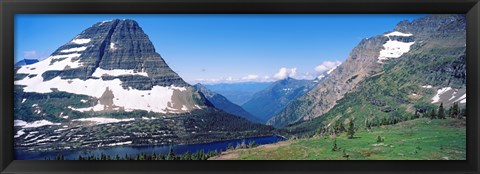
[
  {"x1": 14, "y1": 19, "x2": 272, "y2": 151},
  {"x1": 15, "y1": 19, "x2": 209, "y2": 113}
]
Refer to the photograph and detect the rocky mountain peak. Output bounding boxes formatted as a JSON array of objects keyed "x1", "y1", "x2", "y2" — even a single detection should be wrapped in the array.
[
  {"x1": 33, "y1": 19, "x2": 188, "y2": 89},
  {"x1": 394, "y1": 14, "x2": 466, "y2": 37},
  {"x1": 15, "y1": 19, "x2": 208, "y2": 114},
  {"x1": 268, "y1": 14, "x2": 465, "y2": 128},
  {"x1": 193, "y1": 83, "x2": 215, "y2": 98}
]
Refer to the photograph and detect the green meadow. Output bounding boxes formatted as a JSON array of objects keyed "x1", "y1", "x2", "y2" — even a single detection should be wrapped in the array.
[{"x1": 215, "y1": 118, "x2": 465, "y2": 160}]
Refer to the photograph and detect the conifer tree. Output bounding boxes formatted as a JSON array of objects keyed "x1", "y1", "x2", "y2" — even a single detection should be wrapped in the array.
[
  {"x1": 347, "y1": 119, "x2": 355, "y2": 139},
  {"x1": 430, "y1": 108, "x2": 437, "y2": 119},
  {"x1": 167, "y1": 147, "x2": 175, "y2": 160},
  {"x1": 438, "y1": 103, "x2": 446, "y2": 119},
  {"x1": 332, "y1": 138, "x2": 338, "y2": 151}
]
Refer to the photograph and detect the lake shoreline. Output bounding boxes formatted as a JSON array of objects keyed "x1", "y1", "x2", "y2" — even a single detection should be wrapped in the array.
[{"x1": 15, "y1": 135, "x2": 287, "y2": 160}]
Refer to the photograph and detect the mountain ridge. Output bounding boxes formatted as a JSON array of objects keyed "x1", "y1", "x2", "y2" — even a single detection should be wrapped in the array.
[
  {"x1": 269, "y1": 14, "x2": 466, "y2": 128},
  {"x1": 193, "y1": 83, "x2": 261, "y2": 123},
  {"x1": 242, "y1": 77, "x2": 317, "y2": 123}
]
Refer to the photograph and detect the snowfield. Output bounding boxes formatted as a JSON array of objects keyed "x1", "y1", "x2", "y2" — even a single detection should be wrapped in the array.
[
  {"x1": 16, "y1": 55, "x2": 83, "y2": 75},
  {"x1": 70, "y1": 38, "x2": 91, "y2": 44},
  {"x1": 73, "y1": 117, "x2": 135, "y2": 125},
  {"x1": 14, "y1": 129, "x2": 25, "y2": 138},
  {"x1": 431, "y1": 87, "x2": 452, "y2": 103},
  {"x1": 378, "y1": 31, "x2": 415, "y2": 63},
  {"x1": 422, "y1": 85, "x2": 433, "y2": 88},
  {"x1": 454, "y1": 94, "x2": 466, "y2": 104},
  {"x1": 106, "y1": 141, "x2": 133, "y2": 147},
  {"x1": 16, "y1": 64, "x2": 188, "y2": 113},
  {"x1": 326, "y1": 65, "x2": 339, "y2": 74},
  {"x1": 60, "y1": 46, "x2": 88, "y2": 53},
  {"x1": 14, "y1": 120, "x2": 61, "y2": 128},
  {"x1": 384, "y1": 31, "x2": 413, "y2": 37},
  {"x1": 110, "y1": 43, "x2": 117, "y2": 50},
  {"x1": 92, "y1": 68, "x2": 149, "y2": 78}
]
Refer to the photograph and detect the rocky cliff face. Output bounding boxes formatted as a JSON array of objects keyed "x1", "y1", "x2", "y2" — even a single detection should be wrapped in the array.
[
  {"x1": 15, "y1": 19, "x2": 207, "y2": 114},
  {"x1": 269, "y1": 14, "x2": 466, "y2": 128},
  {"x1": 268, "y1": 33, "x2": 387, "y2": 127},
  {"x1": 42, "y1": 19, "x2": 187, "y2": 88}
]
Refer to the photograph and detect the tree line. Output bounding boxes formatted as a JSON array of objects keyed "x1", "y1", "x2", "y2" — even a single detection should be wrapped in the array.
[
  {"x1": 316, "y1": 102, "x2": 466, "y2": 138},
  {"x1": 48, "y1": 147, "x2": 219, "y2": 160},
  {"x1": 48, "y1": 140, "x2": 258, "y2": 160}
]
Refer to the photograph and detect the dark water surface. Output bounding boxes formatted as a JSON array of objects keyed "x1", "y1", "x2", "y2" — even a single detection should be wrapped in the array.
[{"x1": 15, "y1": 135, "x2": 285, "y2": 160}]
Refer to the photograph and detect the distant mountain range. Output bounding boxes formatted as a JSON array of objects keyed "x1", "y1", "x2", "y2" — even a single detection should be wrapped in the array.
[
  {"x1": 194, "y1": 83, "x2": 262, "y2": 123},
  {"x1": 241, "y1": 77, "x2": 318, "y2": 123},
  {"x1": 15, "y1": 59, "x2": 39, "y2": 67},
  {"x1": 203, "y1": 82, "x2": 272, "y2": 105}
]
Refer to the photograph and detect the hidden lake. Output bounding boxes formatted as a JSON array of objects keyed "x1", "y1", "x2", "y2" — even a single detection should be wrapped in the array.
[{"x1": 15, "y1": 135, "x2": 285, "y2": 160}]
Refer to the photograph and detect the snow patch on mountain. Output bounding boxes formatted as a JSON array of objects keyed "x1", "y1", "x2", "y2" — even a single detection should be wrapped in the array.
[
  {"x1": 422, "y1": 85, "x2": 433, "y2": 88},
  {"x1": 14, "y1": 120, "x2": 61, "y2": 128},
  {"x1": 106, "y1": 141, "x2": 133, "y2": 147},
  {"x1": 326, "y1": 65, "x2": 339, "y2": 74},
  {"x1": 73, "y1": 117, "x2": 135, "y2": 125},
  {"x1": 431, "y1": 87, "x2": 452, "y2": 103},
  {"x1": 14, "y1": 129, "x2": 25, "y2": 138},
  {"x1": 92, "y1": 68, "x2": 148, "y2": 77},
  {"x1": 18, "y1": 75, "x2": 187, "y2": 113},
  {"x1": 110, "y1": 43, "x2": 117, "y2": 51},
  {"x1": 378, "y1": 31, "x2": 415, "y2": 63},
  {"x1": 384, "y1": 31, "x2": 413, "y2": 37},
  {"x1": 60, "y1": 46, "x2": 88, "y2": 53},
  {"x1": 70, "y1": 38, "x2": 91, "y2": 44},
  {"x1": 17, "y1": 54, "x2": 83, "y2": 76},
  {"x1": 454, "y1": 94, "x2": 466, "y2": 104}
]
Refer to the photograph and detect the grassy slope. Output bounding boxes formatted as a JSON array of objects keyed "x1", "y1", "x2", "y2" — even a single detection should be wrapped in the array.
[
  {"x1": 278, "y1": 34, "x2": 466, "y2": 138},
  {"x1": 217, "y1": 118, "x2": 465, "y2": 160}
]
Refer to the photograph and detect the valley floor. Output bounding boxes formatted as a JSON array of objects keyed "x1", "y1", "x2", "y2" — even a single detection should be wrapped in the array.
[{"x1": 209, "y1": 118, "x2": 466, "y2": 160}]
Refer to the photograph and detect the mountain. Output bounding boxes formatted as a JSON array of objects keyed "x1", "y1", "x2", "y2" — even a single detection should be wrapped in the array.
[
  {"x1": 15, "y1": 59, "x2": 39, "y2": 67},
  {"x1": 13, "y1": 19, "x2": 273, "y2": 151},
  {"x1": 203, "y1": 82, "x2": 272, "y2": 105},
  {"x1": 270, "y1": 14, "x2": 466, "y2": 128},
  {"x1": 193, "y1": 83, "x2": 261, "y2": 123},
  {"x1": 242, "y1": 77, "x2": 317, "y2": 123},
  {"x1": 15, "y1": 19, "x2": 202, "y2": 114}
]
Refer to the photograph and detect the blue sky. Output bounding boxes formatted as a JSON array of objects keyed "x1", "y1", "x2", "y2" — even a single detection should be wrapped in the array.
[{"x1": 15, "y1": 14, "x2": 426, "y2": 84}]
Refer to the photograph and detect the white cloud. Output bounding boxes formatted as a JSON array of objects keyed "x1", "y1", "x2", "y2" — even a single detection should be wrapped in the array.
[
  {"x1": 314, "y1": 60, "x2": 342, "y2": 73},
  {"x1": 242, "y1": 74, "x2": 259, "y2": 80},
  {"x1": 273, "y1": 67, "x2": 297, "y2": 80},
  {"x1": 190, "y1": 74, "x2": 275, "y2": 84},
  {"x1": 23, "y1": 51, "x2": 38, "y2": 58},
  {"x1": 296, "y1": 72, "x2": 317, "y2": 80}
]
